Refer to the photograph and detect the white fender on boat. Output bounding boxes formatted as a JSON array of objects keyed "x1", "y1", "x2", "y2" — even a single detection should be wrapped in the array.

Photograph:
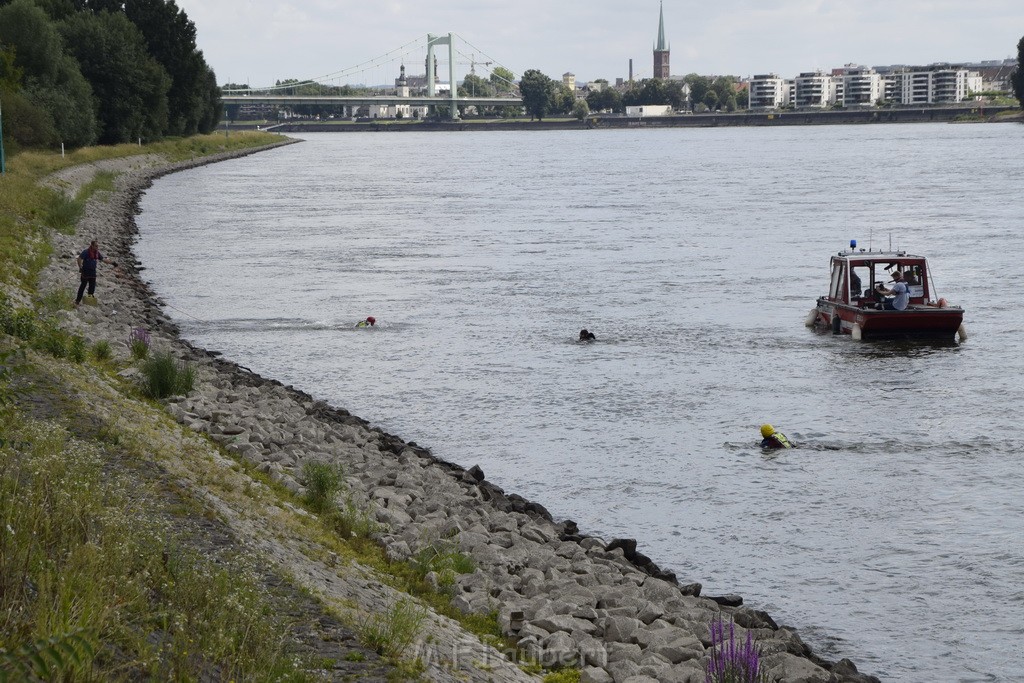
[
  {"x1": 851, "y1": 323, "x2": 863, "y2": 341},
  {"x1": 957, "y1": 324, "x2": 968, "y2": 342},
  {"x1": 804, "y1": 309, "x2": 818, "y2": 327}
]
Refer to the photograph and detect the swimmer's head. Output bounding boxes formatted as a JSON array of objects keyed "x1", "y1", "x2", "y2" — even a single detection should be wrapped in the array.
[{"x1": 760, "y1": 424, "x2": 775, "y2": 438}]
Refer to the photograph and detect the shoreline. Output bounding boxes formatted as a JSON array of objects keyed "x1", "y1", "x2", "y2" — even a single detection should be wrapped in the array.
[
  {"x1": 239, "y1": 105, "x2": 1023, "y2": 134},
  {"x1": 42, "y1": 140, "x2": 882, "y2": 683}
]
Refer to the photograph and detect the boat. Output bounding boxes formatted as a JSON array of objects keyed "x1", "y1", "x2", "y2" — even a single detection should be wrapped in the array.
[{"x1": 806, "y1": 240, "x2": 966, "y2": 341}]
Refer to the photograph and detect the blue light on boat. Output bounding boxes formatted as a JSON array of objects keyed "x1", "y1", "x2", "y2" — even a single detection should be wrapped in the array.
[{"x1": 850, "y1": 239, "x2": 857, "y2": 249}]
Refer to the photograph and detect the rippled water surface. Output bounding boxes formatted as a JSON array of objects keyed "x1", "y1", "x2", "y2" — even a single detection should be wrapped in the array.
[{"x1": 136, "y1": 125, "x2": 1024, "y2": 681}]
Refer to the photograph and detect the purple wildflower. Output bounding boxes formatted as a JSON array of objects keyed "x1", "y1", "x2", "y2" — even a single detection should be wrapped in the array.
[
  {"x1": 706, "y1": 616, "x2": 763, "y2": 683},
  {"x1": 128, "y1": 327, "x2": 151, "y2": 359}
]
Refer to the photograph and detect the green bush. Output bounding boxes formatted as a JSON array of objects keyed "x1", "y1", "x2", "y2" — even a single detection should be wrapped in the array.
[
  {"x1": 139, "y1": 351, "x2": 194, "y2": 398},
  {"x1": 68, "y1": 335, "x2": 87, "y2": 363},
  {"x1": 324, "y1": 500, "x2": 380, "y2": 540},
  {"x1": 302, "y1": 460, "x2": 345, "y2": 514},
  {"x1": 34, "y1": 319, "x2": 68, "y2": 358},
  {"x1": 92, "y1": 339, "x2": 112, "y2": 361},
  {"x1": 11, "y1": 309, "x2": 37, "y2": 341},
  {"x1": 358, "y1": 598, "x2": 427, "y2": 659},
  {"x1": 413, "y1": 539, "x2": 476, "y2": 592}
]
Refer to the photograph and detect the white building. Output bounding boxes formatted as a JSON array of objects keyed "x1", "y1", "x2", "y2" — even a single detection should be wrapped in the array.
[
  {"x1": 882, "y1": 66, "x2": 983, "y2": 104},
  {"x1": 625, "y1": 104, "x2": 674, "y2": 116},
  {"x1": 748, "y1": 74, "x2": 788, "y2": 109},
  {"x1": 793, "y1": 71, "x2": 836, "y2": 108},
  {"x1": 562, "y1": 72, "x2": 576, "y2": 92},
  {"x1": 832, "y1": 65, "x2": 884, "y2": 107}
]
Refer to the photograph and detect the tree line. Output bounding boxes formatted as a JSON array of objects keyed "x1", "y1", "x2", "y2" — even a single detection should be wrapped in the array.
[
  {"x1": 518, "y1": 69, "x2": 748, "y2": 121},
  {"x1": 0, "y1": 0, "x2": 221, "y2": 152}
]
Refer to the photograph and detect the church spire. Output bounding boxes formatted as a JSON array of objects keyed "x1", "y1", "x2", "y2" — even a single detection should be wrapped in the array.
[
  {"x1": 656, "y1": 1, "x2": 667, "y2": 51},
  {"x1": 653, "y1": 1, "x2": 670, "y2": 79}
]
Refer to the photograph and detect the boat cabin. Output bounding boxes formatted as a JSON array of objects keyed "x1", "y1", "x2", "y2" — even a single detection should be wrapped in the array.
[{"x1": 826, "y1": 250, "x2": 931, "y2": 308}]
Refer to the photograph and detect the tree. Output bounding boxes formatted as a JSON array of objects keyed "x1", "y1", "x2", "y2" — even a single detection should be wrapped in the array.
[
  {"x1": 0, "y1": 0, "x2": 96, "y2": 147},
  {"x1": 519, "y1": 69, "x2": 554, "y2": 120},
  {"x1": 122, "y1": 0, "x2": 220, "y2": 135},
  {"x1": 552, "y1": 85, "x2": 575, "y2": 115},
  {"x1": 586, "y1": 87, "x2": 621, "y2": 113},
  {"x1": 1013, "y1": 35, "x2": 1024, "y2": 111},
  {"x1": 489, "y1": 66, "x2": 516, "y2": 95},
  {"x1": 684, "y1": 74, "x2": 711, "y2": 109},
  {"x1": 572, "y1": 98, "x2": 589, "y2": 120},
  {"x1": 459, "y1": 73, "x2": 494, "y2": 98},
  {"x1": 60, "y1": 10, "x2": 169, "y2": 143}
]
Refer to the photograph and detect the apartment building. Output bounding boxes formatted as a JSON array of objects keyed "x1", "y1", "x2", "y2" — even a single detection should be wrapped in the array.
[
  {"x1": 875, "y1": 64, "x2": 983, "y2": 104},
  {"x1": 793, "y1": 71, "x2": 836, "y2": 108},
  {"x1": 748, "y1": 74, "x2": 789, "y2": 109},
  {"x1": 832, "y1": 65, "x2": 884, "y2": 106}
]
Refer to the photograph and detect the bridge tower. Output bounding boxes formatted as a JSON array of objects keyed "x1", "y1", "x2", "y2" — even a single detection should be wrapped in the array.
[{"x1": 426, "y1": 33, "x2": 458, "y2": 119}]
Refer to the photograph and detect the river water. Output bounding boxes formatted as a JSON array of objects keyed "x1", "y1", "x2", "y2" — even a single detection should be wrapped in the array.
[{"x1": 136, "y1": 124, "x2": 1024, "y2": 682}]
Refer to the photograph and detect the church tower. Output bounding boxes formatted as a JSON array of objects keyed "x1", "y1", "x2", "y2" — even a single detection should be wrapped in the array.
[{"x1": 653, "y1": 1, "x2": 670, "y2": 80}]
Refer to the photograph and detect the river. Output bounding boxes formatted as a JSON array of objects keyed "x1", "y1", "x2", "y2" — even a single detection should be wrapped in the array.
[{"x1": 136, "y1": 123, "x2": 1024, "y2": 682}]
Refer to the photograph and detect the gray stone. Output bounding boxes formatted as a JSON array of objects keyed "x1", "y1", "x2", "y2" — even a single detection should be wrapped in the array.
[
  {"x1": 540, "y1": 631, "x2": 578, "y2": 667},
  {"x1": 606, "y1": 660, "x2": 641, "y2": 683},
  {"x1": 761, "y1": 652, "x2": 832, "y2": 682},
  {"x1": 605, "y1": 642, "x2": 642, "y2": 664},
  {"x1": 533, "y1": 614, "x2": 599, "y2": 636},
  {"x1": 580, "y1": 666, "x2": 614, "y2": 683}
]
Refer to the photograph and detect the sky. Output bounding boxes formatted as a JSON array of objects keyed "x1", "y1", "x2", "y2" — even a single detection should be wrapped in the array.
[{"x1": 173, "y1": 0, "x2": 1023, "y2": 88}]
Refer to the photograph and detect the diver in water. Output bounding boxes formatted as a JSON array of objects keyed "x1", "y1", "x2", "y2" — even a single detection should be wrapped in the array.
[
  {"x1": 759, "y1": 424, "x2": 794, "y2": 449},
  {"x1": 356, "y1": 316, "x2": 376, "y2": 328},
  {"x1": 579, "y1": 329, "x2": 596, "y2": 341}
]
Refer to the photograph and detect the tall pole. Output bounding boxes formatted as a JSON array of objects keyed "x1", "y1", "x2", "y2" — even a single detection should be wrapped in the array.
[{"x1": 448, "y1": 32, "x2": 457, "y2": 120}]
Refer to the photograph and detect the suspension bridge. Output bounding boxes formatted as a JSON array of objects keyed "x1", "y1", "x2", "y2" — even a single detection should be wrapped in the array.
[{"x1": 221, "y1": 33, "x2": 523, "y2": 120}]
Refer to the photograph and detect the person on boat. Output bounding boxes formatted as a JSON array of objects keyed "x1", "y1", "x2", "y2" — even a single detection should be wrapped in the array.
[
  {"x1": 850, "y1": 271, "x2": 862, "y2": 298},
  {"x1": 760, "y1": 424, "x2": 793, "y2": 449},
  {"x1": 875, "y1": 271, "x2": 909, "y2": 311},
  {"x1": 355, "y1": 316, "x2": 376, "y2": 328},
  {"x1": 579, "y1": 329, "x2": 596, "y2": 341},
  {"x1": 902, "y1": 268, "x2": 920, "y2": 286}
]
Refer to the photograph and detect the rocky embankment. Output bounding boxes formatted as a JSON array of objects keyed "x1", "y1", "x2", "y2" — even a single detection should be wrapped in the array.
[{"x1": 40, "y1": 141, "x2": 881, "y2": 683}]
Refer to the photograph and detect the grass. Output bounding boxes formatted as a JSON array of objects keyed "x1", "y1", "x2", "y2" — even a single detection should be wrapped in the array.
[
  {"x1": 91, "y1": 339, "x2": 112, "y2": 361},
  {"x1": 139, "y1": 350, "x2": 195, "y2": 398},
  {"x1": 357, "y1": 599, "x2": 428, "y2": 659},
  {"x1": 0, "y1": 406, "x2": 309, "y2": 681},
  {"x1": 302, "y1": 460, "x2": 345, "y2": 514}
]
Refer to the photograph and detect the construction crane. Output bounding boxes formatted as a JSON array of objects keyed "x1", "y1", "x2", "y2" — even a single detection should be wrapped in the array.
[{"x1": 467, "y1": 54, "x2": 493, "y2": 76}]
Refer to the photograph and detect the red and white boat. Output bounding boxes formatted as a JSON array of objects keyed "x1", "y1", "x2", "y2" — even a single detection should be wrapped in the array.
[{"x1": 806, "y1": 241, "x2": 966, "y2": 341}]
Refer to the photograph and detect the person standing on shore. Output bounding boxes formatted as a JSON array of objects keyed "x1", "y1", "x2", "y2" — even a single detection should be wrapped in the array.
[{"x1": 75, "y1": 240, "x2": 113, "y2": 305}]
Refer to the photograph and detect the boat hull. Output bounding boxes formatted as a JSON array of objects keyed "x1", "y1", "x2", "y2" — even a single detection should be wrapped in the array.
[{"x1": 814, "y1": 299, "x2": 964, "y2": 339}]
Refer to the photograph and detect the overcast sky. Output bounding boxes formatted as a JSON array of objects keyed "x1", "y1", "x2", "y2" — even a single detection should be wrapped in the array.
[{"x1": 174, "y1": 0, "x2": 1022, "y2": 87}]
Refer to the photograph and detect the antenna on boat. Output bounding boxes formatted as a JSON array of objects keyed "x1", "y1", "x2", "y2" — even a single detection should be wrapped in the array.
[
  {"x1": 868, "y1": 229, "x2": 873, "y2": 251},
  {"x1": 888, "y1": 233, "x2": 892, "y2": 251}
]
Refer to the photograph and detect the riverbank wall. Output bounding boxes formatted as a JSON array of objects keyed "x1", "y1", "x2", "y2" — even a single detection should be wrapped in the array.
[
  {"x1": 250, "y1": 105, "x2": 1021, "y2": 134},
  {"x1": 39, "y1": 140, "x2": 882, "y2": 683}
]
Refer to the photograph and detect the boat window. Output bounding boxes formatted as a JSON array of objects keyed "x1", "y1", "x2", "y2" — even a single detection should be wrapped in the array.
[
  {"x1": 829, "y1": 263, "x2": 843, "y2": 299},
  {"x1": 850, "y1": 266, "x2": 867, "y2": 298}
]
